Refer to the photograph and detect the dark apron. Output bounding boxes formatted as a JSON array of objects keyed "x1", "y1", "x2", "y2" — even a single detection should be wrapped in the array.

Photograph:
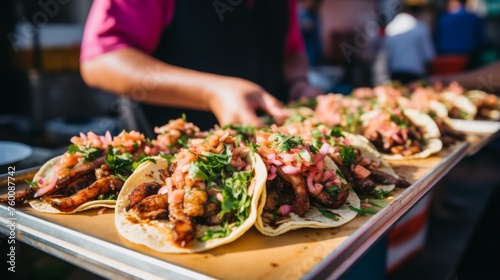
[{"x1": 140, "y1": 0, "x2": 288, "y2": 133}]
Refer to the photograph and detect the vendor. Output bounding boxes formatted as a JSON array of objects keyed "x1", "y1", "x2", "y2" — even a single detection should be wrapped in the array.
[{"x1": 80, "y1": 0, "x2": 323, "y2": 133}]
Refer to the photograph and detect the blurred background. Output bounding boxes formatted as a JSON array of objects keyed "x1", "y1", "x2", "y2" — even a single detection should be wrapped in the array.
[{"x1": 0, "y1": 0, "x2": 499, "y2": 279}]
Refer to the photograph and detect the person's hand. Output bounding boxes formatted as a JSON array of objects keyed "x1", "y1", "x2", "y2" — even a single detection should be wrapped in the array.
[
  {"x1": 207, "y1": 77, "x2": 288, "y2": 127},
  {"x1": 288, "y1": 79, "x2": 324, "y2": 102}
]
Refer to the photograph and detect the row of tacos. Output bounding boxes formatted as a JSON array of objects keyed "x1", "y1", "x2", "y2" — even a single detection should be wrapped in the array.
[
  {"x1": 115, "y1": 123, "x2": 410, "y2": 252},
  {"x1": 6, "y1": 81, "x2": 479, "y2": 253},
  {"x1": 1, "y1": 116, "x2": 417, "y2": 253}
]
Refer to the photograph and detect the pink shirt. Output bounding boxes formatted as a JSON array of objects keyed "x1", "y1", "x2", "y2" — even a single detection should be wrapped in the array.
[{"x1": 80, "y1": 0, "x2": 305, "y2": 61}]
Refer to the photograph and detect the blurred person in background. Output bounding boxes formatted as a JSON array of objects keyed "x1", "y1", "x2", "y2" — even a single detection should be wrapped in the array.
[
  {"x1": 435, "y1": 0, "x2": 484, "y2": 68},
  {"x1": 299, "y1": 0, "x2": 323, "y2": 66},
  {"x1": 80, "y1": 0, "x2": 323, "y2": 134},
  {"x1": 384, "y1": 1, "x2": 435, "y2": 84}
]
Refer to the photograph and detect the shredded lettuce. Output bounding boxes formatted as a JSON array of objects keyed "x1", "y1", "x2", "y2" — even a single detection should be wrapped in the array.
[
  {"x1": 105, "y1": 146, "x2": 155, "y2": 178},
  {"x1": 188, "y1": 145, "x2": 255, "y2": 242},
  {"x1": 220, "y1": 169, "x2": 253, "y2": 224}
]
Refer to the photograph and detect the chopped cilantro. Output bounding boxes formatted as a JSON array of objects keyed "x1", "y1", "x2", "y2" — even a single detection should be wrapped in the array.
[
  {"x1": 268, "y1": 132, "x2": 303, "y2": 152},
  {"x1": 390, "y1": 114, "x2": 409, "y2": 128},
  {"x1": 198, "y1": 222, "x2": 231, "y2": 242},
  {"x1": 335, "y1": 169, "x2": 346, "y2": 180},
  {"x1": 373, "y1": 189, "x2": 393, "y2": 199},
  {"x1": 159, "y1": 153, "x2": 175, "y2": 165},
  {"x1": 112, "y1": 173, "x2": 128, "y2": 182},
  {"x1": 221, "y1": 124, "x2": 256, "y2": 136},
  {"x1": 317, "y1": 207, "x2": 340, "y2": 221},
  {"x1": 368, "y1": 199, "x2": 389, "y2": 208},
  {"x1": 328, "y1": 127, "x2": 344, "y2": 138},
  {"x1": 340, "y1": 145, "x2": 356, "y2": 166},
  {"x1": 188, "y1": 145, "x2": 233, "y2": 183},
  {"x1": 348, "y1": 205, "x2": 378, "y2": 215},
  {"x1": 105, "y1": 147, "x2": 155, "y2": 178},
  {"x1": 131, "y1": 156, "x2": 156, "y2": 170},
  {"x1": 175, "y1": 133, "x2": 190, "y2": 149},
  {"x1": 310, "y1": 129, "x2": 323, "y2": 152},
  {"x1": 247, "y1": 142, "x2": 259, "y2": 153},
  {"x1": 345, "y1": 115, "x2": 358, "y2": 133},
  {"x1": 325, "y1": 185, "x2": 342, "y2": 197},
  {"x1": 97, "y1": 193, "x2": 117, "y2": 200},
  {"x1": 25, "y1": 180, "x2": 38, "y2": 189},
  {"x1": 67, "y1": 144, "x2": 103, "y2": 162}
]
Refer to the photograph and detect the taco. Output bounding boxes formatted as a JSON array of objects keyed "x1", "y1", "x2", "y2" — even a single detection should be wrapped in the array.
[
  {"x1": 397, "y1": 87, "x2": 466, "y2": 148},
  {"x1": 321, "y1": 130, "x2": 410, "y2": 195},
  {"x1": 435, "y1": 82, "x2": 477, "y2": 120},
  {"x1": 2, "y1": 130, "x2": 157, "y2": 213},
  {"x1": 27, "y1": 154, "x2": 125, "y2": 214},
  {"x1": 115, "y1": 130, "x2": 266, "y2": 253},
  {"x1": 278, "y1": 122, "x2": 410, "y2": 196},
  {"x1": 360, "y1": 108, "x2": 442, "y2": 160},
  {"x1": 465, "y1": 90, "x2": 500, "y2": 121},
  {"x1": 0, "y1": 118, "x2": 203, "y2": 214},
  {"x1": 254, "y1": 130, "x2": 359, "y2": 236}
]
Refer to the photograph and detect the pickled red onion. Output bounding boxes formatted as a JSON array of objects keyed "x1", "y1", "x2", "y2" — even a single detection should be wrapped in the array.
[{"x1": 277, "y1": 205, "x2": 293, "y2": 216}]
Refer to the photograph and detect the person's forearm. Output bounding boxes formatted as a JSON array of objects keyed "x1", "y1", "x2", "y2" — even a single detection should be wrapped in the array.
[
  {"x1": 283, "y1": 52, "x2": 310, "y2": 82},
  {"x1": 80, "y1": 47, "x2": 287, "y2": 127},
  {"x1": 433, "y1": 62, "x2": 500, "y2": 94},
  {"x1": 80, "y1": 48, "x2": 225, "y2": 111},
  {"x1": 283, "y1": 52, "x2": 325, "y2": 101}
]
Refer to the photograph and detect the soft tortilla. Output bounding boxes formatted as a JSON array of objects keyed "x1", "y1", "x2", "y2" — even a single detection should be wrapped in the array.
[
  {"x1": 441, "y1": 91, "x2": 477, "y2": 120},
  {"x1": 255, "y1": 157, "x2": 360, "y2": 236},
  {"x1": 343, "y1": 132, "x2": 400, "y2": 193},
  {"x1": 361, "y1": 109, "x2": 443, "y2": 160},
  {"x1": 115, "y1": 153, "x2": 267, "y2": 253},
  {"x1": 29, "y1": 155, "x2": 117, "y2": 214}
]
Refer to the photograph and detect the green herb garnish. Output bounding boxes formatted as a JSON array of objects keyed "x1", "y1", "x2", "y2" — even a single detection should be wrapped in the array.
[
  {"x1": 188, "y1": 145, "x2": 233, "y2": 183},
  {"x1": 268, "y1": 132, "x2": 303, "y2": 152},
  {"x1": 67, "y1": 144, "x2": 103, "y2": 162},
  {"x1": 25, "y1": 180, "x2": 38, "y2": 189},
  {"x1": 373, "y1": 189, "x2": 393, "y2": 199},
  {"x1": 390, "y1": 114, "x2": 409, "y2": 128},
  {"x1": 97, "y1": 193, "x2": 118, "y2": 200},
  {"x1": 348, "y1": 205, "x2": 378, "y2": 215},
  {"x1": 198, "y1": 222, "x2": 231, "y2": 242},
  {"x1": 317, "y1": 207, "x2": 340, "y2": 221},
  {"x1": 367, "y1": 199, "x2": 389, "y2": 208},
  {"x1": 220, "y1": 170, "x2": 253, "y2": 224},
  {"x1": 340, "y1": 145, "x2": 356, "y2": 166},
  {"x1": 325, "y1": 185, "x2": 342, "y2": 197}
]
